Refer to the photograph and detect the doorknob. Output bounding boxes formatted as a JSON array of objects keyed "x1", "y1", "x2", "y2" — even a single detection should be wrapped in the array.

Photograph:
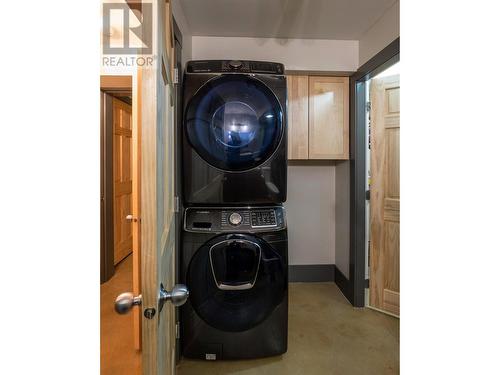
[
  {"x1": 114, "y1": 284, "x2": 188, "y2": 315},
  {"x1": 159, "y1": 283, "x2": 189, "y2": 311},
  {"x1": 115, "y1": 292, "x2": 142, "y2": 314}
]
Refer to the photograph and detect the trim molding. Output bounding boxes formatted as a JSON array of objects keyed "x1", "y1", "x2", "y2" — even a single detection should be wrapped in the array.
[
  {"x1": 100, "y1": 93, "x2": 115, "y2": 284},
  {"x1": 351, "y1": 38, "x2": 400, "y2": 82},
  {"x1": 337, "y1": 37, "x2": 400, "y2": 307},
  {"x1": 289, "y1": 265, "x2": 335, "y2": 282},
  {"x1": 333, "y1": 265, "x2": 351, "y2": 298},
  {"x1": 100, "y1": 75, "x2": 132, "y2": 91}
]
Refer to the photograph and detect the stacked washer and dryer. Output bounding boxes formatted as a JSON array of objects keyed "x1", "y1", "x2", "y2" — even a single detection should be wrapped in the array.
[{"x1": 180, "y1": 60, "x2": 288, "y2": 360}]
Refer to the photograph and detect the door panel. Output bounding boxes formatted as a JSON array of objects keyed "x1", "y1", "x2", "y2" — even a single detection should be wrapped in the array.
[
  {"x1": 286, "y1": 75, "x2": 309, "y2": 159},
  {"x1": 308, "y1": 76, "x2": 349, "y2": 159},
  {"x1": 113, "y1": 98, "x2": 133, "y2": 265},
  {"x1": 369, "y1": 74, "x2": 400, "y2": 316},
  {"x1": 139, "y1": 0, "x2": 177, "y2": 373}
]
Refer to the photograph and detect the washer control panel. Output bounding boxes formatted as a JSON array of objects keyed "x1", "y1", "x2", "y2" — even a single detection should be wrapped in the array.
[
  {"x1": 185, "y1": 206, "x2": 286, "y2": 233},
  {"x1": 251, "y1": 210, "x2": 277, "y2": 227},
  {"x1": 228, "y1": 212, "x2": 243, "y2": 226}
]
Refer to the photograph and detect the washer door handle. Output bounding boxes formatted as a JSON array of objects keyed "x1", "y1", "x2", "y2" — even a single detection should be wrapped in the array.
[{"x1": 209, "y1": 239, "x2": 262, "y2": 291}]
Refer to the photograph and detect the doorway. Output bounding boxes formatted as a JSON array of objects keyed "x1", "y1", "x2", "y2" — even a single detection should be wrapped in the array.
[
  {"x1": 111, "y1": 96, "x2": 133, "y2": 266},
  {"x1": 101, "y1": 76, "x2": 135, "y2": 283},
  {"x1": 339, "y1": 38, "x2": 399, "y2": 309},
  {"x1": 365, "y1": 62, "x2": 400, "y2": 316}
]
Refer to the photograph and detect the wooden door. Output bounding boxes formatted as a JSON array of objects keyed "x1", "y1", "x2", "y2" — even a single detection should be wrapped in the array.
[
  {"x1": 139, "y1": 0, "x2": 177, "y2": 373},
  {"x1": 369, "y1": 74, "x2": 400, "y2": 316},
  {"x1": 113, "y1": 98, "x2": 133, "y2": 265},
  {"x1": 286, "y1": 75, "x2": 309, "y2": 159},
  {"x1": 308, "y1": 76, "x2": 349, "y2": 159}
]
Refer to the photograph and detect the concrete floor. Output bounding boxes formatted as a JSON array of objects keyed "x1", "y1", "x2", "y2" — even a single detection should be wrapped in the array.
[
  {"x1": 177, "y1": 283, "x2": 399, "y2": 375},
  {"x1": 101, "y1": 256, "x2": 399, "y2": 375}
]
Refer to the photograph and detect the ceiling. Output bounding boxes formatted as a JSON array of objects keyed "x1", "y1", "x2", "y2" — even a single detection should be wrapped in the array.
[{"x1": 180, "y1": 0, "x2": 397, "y2": 40}]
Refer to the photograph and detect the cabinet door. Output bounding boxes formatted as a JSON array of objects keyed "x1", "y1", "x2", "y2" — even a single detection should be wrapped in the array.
[
  {"x1": 308, "y1": 76, "x2": 349, "y2": 159},
  {"x1": 286, "y1": 75, "x2": 309, "y2": 159}
]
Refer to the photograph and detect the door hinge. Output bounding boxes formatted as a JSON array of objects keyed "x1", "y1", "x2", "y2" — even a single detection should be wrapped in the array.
[
  {"x1": 175, "y1": 322, "x2": 180, "y2": 339},
  {"x1": 366, "y1": 101, "x2": 371, "y2": 112},
  {"x1": 367, "y1": 241, "x2": 371, "y2": 266},
  {"x1": 173, "y1": 68, "x2": 179, "y2": 84},
  {"x1": 174, "y1": 196, "x2": 180, "y2": 213}
]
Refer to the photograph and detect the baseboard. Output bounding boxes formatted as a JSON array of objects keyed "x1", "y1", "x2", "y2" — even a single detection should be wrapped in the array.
[
  {"x1": 288, "y1": 264, "x2": 335, "y2": 282},
  {"x1": 334, "y1": 265, "x2": 353, "y2": 304}
]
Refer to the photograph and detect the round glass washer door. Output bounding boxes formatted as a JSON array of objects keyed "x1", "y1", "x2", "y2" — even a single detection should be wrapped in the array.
[
  {"x1": 185, "y1": 75, "x2": 283, "y2": 171},
  {"x1": 187, "y1": 234, "x2": 286, "y2": 332}
]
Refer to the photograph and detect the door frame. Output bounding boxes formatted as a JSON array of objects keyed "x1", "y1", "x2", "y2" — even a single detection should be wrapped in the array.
[
  {"x1": 337, "y1": 38, "x2": 400, "y2": 307},
  {"x1": 172, "y1": 16, "x2": 183, "y2": 363},
  {"x1": 100, "y1": 75, "x2": 133, "y2": 283}
]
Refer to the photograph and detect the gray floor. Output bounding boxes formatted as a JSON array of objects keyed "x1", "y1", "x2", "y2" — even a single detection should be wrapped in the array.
[{"x1": 177, "y1": 282, "x2": 399, "y2": 375}]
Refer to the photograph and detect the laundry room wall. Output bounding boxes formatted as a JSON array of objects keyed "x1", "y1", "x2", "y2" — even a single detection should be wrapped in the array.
[
  {"x1": 172, "y1": 0, "x2": 193, "y2": 68},
  {"x1": 191, "y1": 36, "x2": 358, "y2": 71},
  {"x1": 285, "y1": 162, "x2": 336, "y2": 266},
  {"x1": 358, "y1": 0, "x2": 399, "y2": 66}
]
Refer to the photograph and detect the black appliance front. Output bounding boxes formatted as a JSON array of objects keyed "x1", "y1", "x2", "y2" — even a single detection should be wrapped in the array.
[
  {"x1": 182, "y1": 60, "x2": 287, "y2": 205},
  {"x1": 181, "y1": 206, "x2": 288, "y2": 360}
]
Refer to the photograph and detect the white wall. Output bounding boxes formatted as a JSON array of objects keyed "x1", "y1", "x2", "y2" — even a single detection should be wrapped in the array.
[
  {"x1": 171, "y1": 0, "x2": 192, "y2": 68},
  {"x1": 285, "y1": 163, "x2": 336, "y2": 265},
  {"x1": 192, "y1": 36, "x2": 358, "y2": 71},
  {"x1": 358, "y1": 1, "x2": 400, "y2": 66}
]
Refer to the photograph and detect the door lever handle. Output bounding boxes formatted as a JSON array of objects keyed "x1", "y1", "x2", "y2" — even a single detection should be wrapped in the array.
[{"x1": 115, "y1": 293, "x2": 142, "y2": 314}]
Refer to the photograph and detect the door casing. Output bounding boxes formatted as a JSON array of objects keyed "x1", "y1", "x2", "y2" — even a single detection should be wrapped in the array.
[
  {"x1": 334, "y1": 38, "x2": 399, "y2": 307},
  {"x1": 173, "y1": 15, "x2": 183, "y2": 363}
]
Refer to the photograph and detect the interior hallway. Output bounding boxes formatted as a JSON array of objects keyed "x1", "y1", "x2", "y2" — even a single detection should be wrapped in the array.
[
  {"x1": 101, "y1": 255, "x2": 141, "y2": 375},
  {"x1": 178, "y1": 282, "x2": 399, "y2": 375},
  {"x1": 101, "y1": 256, "x2": 399, "y2": 375}
]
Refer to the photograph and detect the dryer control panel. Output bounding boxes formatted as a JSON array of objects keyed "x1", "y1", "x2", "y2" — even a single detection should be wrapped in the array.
[
  {"x1": 186, "y1": 60, "x2": 284, "y2": 75},
  {"x1": 184, "y1": 206, "x2": 286, "y2": 233}
]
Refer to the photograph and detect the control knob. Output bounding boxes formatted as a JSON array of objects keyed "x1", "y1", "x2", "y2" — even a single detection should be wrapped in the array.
[
  {"x1": 229, "y1": 60, "x2": 243, "y2": 69},
  {"x1": 228, "y1": 212, "x2": 242, "y2": 226}
]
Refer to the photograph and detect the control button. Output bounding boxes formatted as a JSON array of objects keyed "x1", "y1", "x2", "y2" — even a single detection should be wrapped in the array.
[
  {"x1": 228, "y1": 212, "x2": 242, "y2": 226},
  {"x1": 229, "y1": 60, "x2": 243, "y2": 69}
]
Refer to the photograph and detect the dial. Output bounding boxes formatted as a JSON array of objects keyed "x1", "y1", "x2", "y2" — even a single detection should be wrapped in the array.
[
  {"x1": 228, "y1": 212, "x2": 242, "y2": 226},
  {"x1": 229, "y1": 60, "x2": 243, "y2": 69}
]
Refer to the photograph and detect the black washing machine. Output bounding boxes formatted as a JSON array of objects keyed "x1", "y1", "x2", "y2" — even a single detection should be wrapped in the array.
[
  {"x1": 181, "y1": 206, "x2": 288, "y2": 360},
  {"x1": 182, "y1": 60, "x2": 287, "y2": 205}
]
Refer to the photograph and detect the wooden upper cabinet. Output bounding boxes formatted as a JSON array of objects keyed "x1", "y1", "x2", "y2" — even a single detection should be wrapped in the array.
[
  {"x1": 308, "y1": 76, "x2": 349, "y2": 159},
  {"x1": 286, "y1": 75, "x2": 309, "y2": 159}
]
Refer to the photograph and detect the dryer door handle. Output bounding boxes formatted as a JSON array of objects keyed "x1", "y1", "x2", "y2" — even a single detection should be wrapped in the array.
[{"x1": 218, "y1": 282, "x2": 253, "y2": 291}]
